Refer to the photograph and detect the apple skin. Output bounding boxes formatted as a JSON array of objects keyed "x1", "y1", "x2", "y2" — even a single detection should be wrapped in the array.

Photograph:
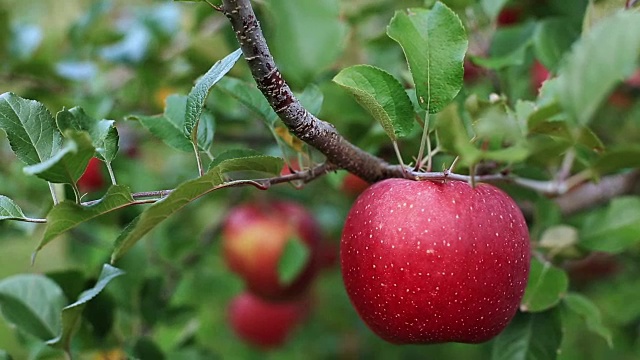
[
  {"x1": 531, "y1": 60, "x2": 550, "y2": 94},
  {"x1": 228, "y1": 292, "x2": 308, "y2": 349},
  {"x1": 222, "y1": 201, "x2": 322, "y2": 301},
  {"x1": 78, "y1": 157, "x2": 105, "y2": 192},
  {"x1": 340, "y1": 178, "x2": 530, "y2": 344}
]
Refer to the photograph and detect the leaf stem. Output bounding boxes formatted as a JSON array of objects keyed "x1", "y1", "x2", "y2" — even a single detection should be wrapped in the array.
[
  {"x1": 414, "y1": 113, "x2": 430, "y2": 171},
  {"x1": 191, "y1": 130, "x2": 204, "y2": 177},
  {"x1": 392, "y1": 140, "x2": 405, "y2": 168},
  {"x1": 48, "y1": 182, "x2": 59, "y2": 205},
  {"x1": 106, "y1": 162, "x2": 117, "y2": 185}
]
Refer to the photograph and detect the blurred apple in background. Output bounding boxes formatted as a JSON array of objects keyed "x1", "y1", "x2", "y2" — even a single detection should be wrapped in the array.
[
  {"x1": 228, "y1": 292, "x2": 309, "y2": 349},
  {"x1": 78, "y1": 157, "x2": 105, "y2": 193},
  {"x1": 222, "y1": 201, "x2": 322, "y2": 301},
  {"x1": 626, "y1": 69, "x2": 640, "y2": 88},
  {"x1": 497, "y1": 6, "x2": 522, "y2": 26},
  {"x1": 531, "y1": 60, "x2": 550, "y2": 94}
]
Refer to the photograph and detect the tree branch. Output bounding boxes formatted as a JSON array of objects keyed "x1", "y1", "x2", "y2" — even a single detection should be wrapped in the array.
[
  {"x1": 555, "y1": 170, "x2": 640, "y2": 216},
  {"x1": 220, "y1": 0, "x2": 405, "y2": 182},
  {"x1": 218, "y1": 0, "x2": 640, "y2": 216}
]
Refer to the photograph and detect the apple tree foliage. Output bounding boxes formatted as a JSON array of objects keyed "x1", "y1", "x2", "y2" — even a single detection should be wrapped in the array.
[{"x1": 0, "y1": 0, "x2": 639, "y2": 359}]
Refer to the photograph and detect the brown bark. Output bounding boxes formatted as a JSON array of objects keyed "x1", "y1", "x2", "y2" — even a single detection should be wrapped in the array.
[{"x1": 220, "y1": 0, "x2": 405, "y2": 182}]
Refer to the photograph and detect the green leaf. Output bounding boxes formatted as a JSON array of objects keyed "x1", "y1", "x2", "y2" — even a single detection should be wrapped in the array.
[
  {"x1": 533, "y1": 19, "x2": 579, "y2": 71},
  {"x1": 0, "y1": 349, "x2": 12, "y2": 360},
  {"x1": 36, "y1": 185, "x2": 134, "y2": 253},
  {"x1": 196, "y1": 110, "x2": 215, "y2": 152},
  {"x1": 277, "y1": 237, "x2": 311, "y2": 285},
  {"x1": 208, "y1": 149, "x2": 267, "y2": 170},
  {"x1": 297, "y1": 84, "x2": 324, "y2": 117},
  {"x1": 481, "y1": 0, "x2": 509, "y2": 19},
  {"x1": 580, "y1": 196, "x2": 640, "y2": 253},
  {"x1": 23, "y1": 131, "x2": 95, "y2": 184},
  {"x1": 47, "y1": 264, "x2": 125, "y2": 349},
  {"x1": 491, "y1": 308, "x2": 562, "y2": 360},
  {"x1": 387, "y1": 3, "x2": 467, "y2": 113},
  {"x1": 472, "y1": 22, "x2": 535, "y2": 70},
  {"x1": 0, "y1": 195, "x2": 29, "y2": 222},
  {"x1": 563, "y1": 293, "x2": 613, "y2": 347},
  {"x1": 436, "y1": 103, "x2": 528, "y2": 165},
  {"x1": 0, "y1": 275, "x2": 66, "y2": 340},
  {"x1": 111, "y1": 155, "x2": 284, "y2": 262},
  {"x1": 556, "y1": 12, "x2": 640, "y2": 124},
  {"x1": 0, "y1": 92, "x2": 62, "y2": 166},
  {"x1": 56, "y1": 107, "x2": 119, "y2": 163},
  {"x1": 333, "y1": 65, "x2": 414, "y2": 140},
  {"x1": 215, "y1": 77, "x2": 279, "y2": 125},
  {"x1": 591, "y1": 146, "x2": 640, "y2": 176},
  {"x1": 268, "y1": 0, "x2": 347, "y2": 87},
  {"x1": 132, "y1": 94, "x2": 212, "y2": 152},
  {"x1": 521, "y1": 258, "x2": 569, "y2": 312},
  {"x1": 184, "y1": 48, "x2": 242, "y2": 137}
]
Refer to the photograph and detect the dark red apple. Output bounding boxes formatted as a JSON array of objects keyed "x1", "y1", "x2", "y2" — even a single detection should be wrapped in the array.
[
  {"x1": 531, "y1": 60, "x2": 550, "y2": 94},
  {"x1": 228, "y1": 292, "x2": 308, "y2": 349},
  {"x1": 497, "y1": 6, "x2": 522, "y2": 26},
  {"x1": 341, "y1": 173, "x2": 370, "y2": 197},
  {"x1": 78, "y1": 157, "x2": 105, "y2": 192},
  {"x1": 463, "y1": 59, "x2": 485, "y2": 83},
  {"x1": 222, "y1": 201, "x2": 322, "y2": 301},
  {"x1": 340, "y1": 178, "x2": 530, "y2": 344}
]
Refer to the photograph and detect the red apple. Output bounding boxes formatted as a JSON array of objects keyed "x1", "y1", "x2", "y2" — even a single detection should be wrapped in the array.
[
  {"x1": 228, "y1": 292, "x2": 308, "y2": 349},
  {"x1": 340, "y1": 173, "x2": 370, "y2": 197},
  {"x1": 497, "y1": 7, "x2": 522, "y2": 26},
  {"x1": 78, "y1": 157, "x2": 105, "y2": 192},
  {"x1": 463, "y1": 59, "x2": 485, "y2": 83},
  {"x1": 340, "y1": 178, "x2": 530, "y2": 344},
  {"x1": 531, "y1": 60, "x2": 550, "y2": 94},
  {"x1": 625, "y1": 68, "x2": 640, "y2": 88},
  {"x1": 222, "y1": 201, "x2": 322, "y2": 301},
  {"x1": 319, "y1": 241, "x2": 339, "y2": 270}
]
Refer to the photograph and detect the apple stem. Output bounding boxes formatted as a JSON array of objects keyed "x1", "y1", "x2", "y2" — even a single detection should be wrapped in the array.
[
  {"x1": 469, "y1": 164, "x2": 477, "y2": 188},
  {"x1": 448, "y1": 156, "x2": 461, "y2": 174}
]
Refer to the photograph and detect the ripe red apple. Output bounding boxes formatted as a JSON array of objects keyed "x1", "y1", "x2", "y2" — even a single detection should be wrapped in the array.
[
  {"x1": 531, "y1": 60, "x2": 550, "y2": 94},
  {"x1": 496, "y1": 6, "x2": 522, "y2": 26},
  {"x1": 463, "y1": 58, "x2": 485, "y2": 83},
  {"x1": 222, "y1": 201, "x2": 322, "y2": 301},
  {"x1": 340, "y1": 178, "x2": 530, "y2": 344},
  {"x1": 78, "y1": 157, "x2": 105, "y2": 192},
  {"x1": 341, "y1": 173, "x2": 370, "y2": 197},
  {"x1": 228, "y1": 292, "x2": 308, "y2": 349}
]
